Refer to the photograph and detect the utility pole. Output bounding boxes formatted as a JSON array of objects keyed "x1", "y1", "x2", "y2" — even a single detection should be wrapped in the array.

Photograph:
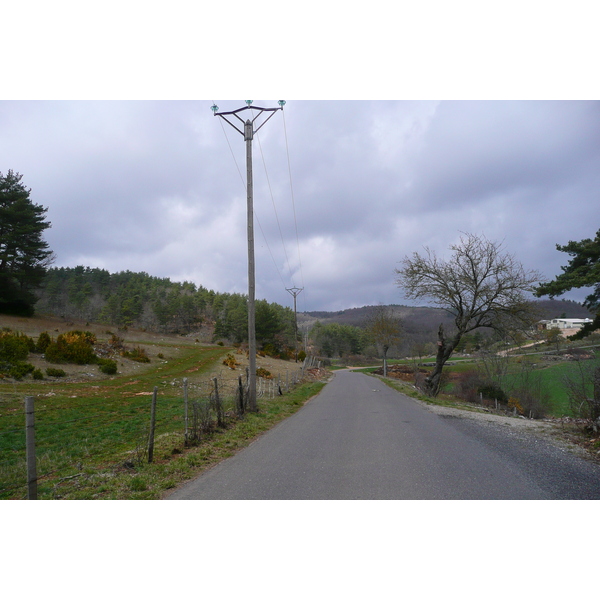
[
  {"x1": 286, "y1": 286, "x2": 303, "y2": 361},
  {"x1": 212, "y1": 100, "x2": 285, "y2": 411}
]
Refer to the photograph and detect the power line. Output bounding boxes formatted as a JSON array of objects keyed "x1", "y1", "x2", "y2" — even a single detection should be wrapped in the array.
[
  {"x1": 215, "y1": 102, "x2": 306, "y2": 311},
  {"x1": 254, "y1": 125, "x2": 295, "y2": 286},
  {"x1": 281, "y1": 109, "x2": 306, "y2": 311},
  {"x1": 216, "y1": 109, "x2": 288, "y2": 288}
]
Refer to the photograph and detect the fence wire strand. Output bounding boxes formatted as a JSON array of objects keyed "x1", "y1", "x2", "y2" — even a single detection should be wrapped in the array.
[{"x1": 0, "y1": 362, "x2": 315, "y2": 499}]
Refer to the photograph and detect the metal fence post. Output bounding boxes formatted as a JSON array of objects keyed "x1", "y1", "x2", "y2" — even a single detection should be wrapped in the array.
[{"x1": 25, "y1": 396, "x2": 37, "y2": 500}]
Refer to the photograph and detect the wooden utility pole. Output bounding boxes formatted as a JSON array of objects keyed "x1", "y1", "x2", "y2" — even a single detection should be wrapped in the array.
[
  {"x1": 212, "y1": 100, "x2": 285, "y2": 411},
  {"x1": 286, "y1": 286, "x2": 303, "y2": 361}
]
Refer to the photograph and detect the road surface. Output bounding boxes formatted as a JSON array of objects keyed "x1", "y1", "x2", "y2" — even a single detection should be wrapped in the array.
[{"x1": 166, "y1": 370, "x2": 600, "y2": 500}]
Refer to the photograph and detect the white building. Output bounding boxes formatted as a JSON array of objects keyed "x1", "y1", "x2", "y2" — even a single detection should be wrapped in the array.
[{"x1": 539, "y1": 318, "x2": 593, "y2": 330}]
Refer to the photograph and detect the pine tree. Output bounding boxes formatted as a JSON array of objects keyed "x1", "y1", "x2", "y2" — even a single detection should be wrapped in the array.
[
  {"x1": 0, "y1": 170, "x2": 54, "y2": 315},
  {"x1": 535, "y1": 229, "x2": 600, "y2": 339}
]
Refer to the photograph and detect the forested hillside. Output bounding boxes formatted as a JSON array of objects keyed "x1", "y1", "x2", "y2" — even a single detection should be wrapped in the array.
[
  {"x1": 300, "y1": 299, "x2": 593, "y2": 330},
  {"x1": 34, "y1": 267, "x2": 297, "y2": 356},
  {"x1": 300, "y1": 299, "x2": 594, "y2": 358},
  {"x1": 33, "y1": 267, "x2": 594, "y2": 361}
]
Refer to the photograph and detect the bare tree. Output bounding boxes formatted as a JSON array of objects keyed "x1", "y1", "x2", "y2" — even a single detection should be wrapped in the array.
[
  {"x1": 365, "y1": 306, "x2": 403, "y2": 377},
  {"x1": 395, "y1": 233, "x2": 540, "y2": 396}
]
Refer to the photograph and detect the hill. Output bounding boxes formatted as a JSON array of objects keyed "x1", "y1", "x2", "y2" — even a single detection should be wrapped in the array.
[
  {"x1": 298, "y1": 299, "x2": 594, "y2": 352},
  {"x1": 32, "y1": 266, "x2": 297, "y2": 356}
]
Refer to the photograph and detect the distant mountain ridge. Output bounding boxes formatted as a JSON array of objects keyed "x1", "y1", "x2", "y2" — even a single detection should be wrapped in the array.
[{"x1": 298, "y1": 299, "x2": 593, "y2": 336}]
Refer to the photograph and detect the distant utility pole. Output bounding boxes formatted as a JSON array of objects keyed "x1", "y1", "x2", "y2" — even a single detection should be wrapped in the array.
[
  {"x1": 286, "y1": 286, "x2": 303, "y2": 361},
  {"x1": 212, "y1": 100, "x2": 285, "y2": 411}
]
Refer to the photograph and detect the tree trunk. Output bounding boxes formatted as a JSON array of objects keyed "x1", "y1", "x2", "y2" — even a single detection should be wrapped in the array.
[
  {"x1": 383, "y1": 345, "x2": 388, "y2": 378},
  {"x1": 421, "y1": 324, "x2": 456, "y2": 397}
]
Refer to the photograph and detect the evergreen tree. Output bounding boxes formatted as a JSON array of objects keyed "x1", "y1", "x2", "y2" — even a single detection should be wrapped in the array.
[
  {"x1": 0, "y1": 171, "x2": 54, "y2": 315},
  {"x1": 535, "y1": 228, "x2": 600, "y2": 339}
]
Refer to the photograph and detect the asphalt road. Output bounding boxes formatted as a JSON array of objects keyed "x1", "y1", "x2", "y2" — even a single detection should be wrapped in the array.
[{"x1": 166, "y1": 370, "x2": 600, "y2": 500}]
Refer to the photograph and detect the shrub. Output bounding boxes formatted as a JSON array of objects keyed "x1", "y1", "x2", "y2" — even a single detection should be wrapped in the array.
[
  {"x1": 98, "y1": 358, "x2": 118, "y2": 375},
  {"x1": 45, "y1": 330, "x2": 97, "y2": 364},
  {"x1": 32, "y1": 368, "x2": 44, "y2": 380},
  {"x1": 109, "y1": 334, "x2": 125, "y2": 351},
  {"x1": 7, "y1": 361, "x2": 35, "y2": 380},
  {"x1": 297, "y1": 350, "x2": 307, "y2": 363},
  {"x1": 256, "y1": 367, "x2": 273, "y2": 379},
  {"x1": 122, "y1": 346, "x2": 150, "y2": 363},
  {"x1": 0, "y1": 331, "x2": 31, "y2": 362},
  {"x1": 477, "y1": 383, "x2": 508, "y2": 404},
  {"x1": 222, "y1": 353, "x2": 239, "y2": 369},
  {"x1": 36, "y1": 331, "x2": 52, "y2": 353},
  {"x1": 46, "y1": 367, "x2": 67, "y2": 378},
  {"x1": 508, "y1": 397, "x2": 524, "y2": 415}
]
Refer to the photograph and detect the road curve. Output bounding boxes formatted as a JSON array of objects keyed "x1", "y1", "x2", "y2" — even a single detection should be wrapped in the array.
[{"x1": 166, "y1": 370, "x2": 600, "y2": 500}]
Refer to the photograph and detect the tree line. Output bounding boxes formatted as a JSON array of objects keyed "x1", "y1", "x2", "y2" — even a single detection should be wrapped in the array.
[
  {"x1": 2, "y1": 170, "x2": 599, "y2": 408},
  {"x1": 34, "y1": 266, "x2": 298, "y2": 357}
]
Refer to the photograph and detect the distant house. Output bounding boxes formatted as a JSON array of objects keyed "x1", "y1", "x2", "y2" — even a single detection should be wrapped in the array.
[{"x1": 538, "y1": 318, "x2": 593, "y2": 331}]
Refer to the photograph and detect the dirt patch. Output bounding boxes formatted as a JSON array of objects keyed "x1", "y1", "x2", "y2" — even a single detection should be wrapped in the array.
[{"x1": 372, "y1": 364, "x2": 431, "y2": 381}]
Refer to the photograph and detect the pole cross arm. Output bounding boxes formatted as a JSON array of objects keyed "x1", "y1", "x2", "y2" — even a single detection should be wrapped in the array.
[{"x1": 213, "y1": 104, "x2": 284, "y2": 139}]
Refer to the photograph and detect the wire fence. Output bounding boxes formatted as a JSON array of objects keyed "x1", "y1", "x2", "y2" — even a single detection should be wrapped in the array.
[{"x1": 0, "y1": 358, "x2": 321, "y2": 500}]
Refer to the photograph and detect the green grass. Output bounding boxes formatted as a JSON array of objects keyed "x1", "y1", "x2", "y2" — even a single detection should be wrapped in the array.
[
  {"x1": 4, "y1": 379, "x2": 325, "y2": 500},
  {"x1": 370, "y1": 354, "x2": 600, "y2": 419},
  {"x1": 0, "y1": 342, "x2": 325, "y2": 500},
  {"x1": 502, "y1": 359, "x2": 599, "y2": 417}
]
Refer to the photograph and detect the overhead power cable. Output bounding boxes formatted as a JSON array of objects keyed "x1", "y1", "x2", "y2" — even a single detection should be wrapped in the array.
[
  {"x1": 281, "y1": 109, "x2": 306, "y2": 311},
  {"x1": 217, "y1": 112, "x2": 288, "y2": 289},
  {"x1": 254, "y1": 125, "x2": 295, "y2": 285}
]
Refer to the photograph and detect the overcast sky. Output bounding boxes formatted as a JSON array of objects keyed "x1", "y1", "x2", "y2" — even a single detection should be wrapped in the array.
[
  {"x1": 5, "y1": 1, "x2": 600, "y2": 584},
  {"x1": 2, "y1": 3, "x2": 599, "y2": 314},
  {"x1": 1, "y1": 99, "x2": 599, "y2": 312}
]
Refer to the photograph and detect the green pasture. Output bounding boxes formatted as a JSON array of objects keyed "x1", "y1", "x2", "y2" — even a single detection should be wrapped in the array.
[
  {"x1": 0, "y1": 340, "x2": 324, "y2": 499},
  {"x1": 0, "y1": 344, "x2": 230, "y2": 499},
  {"x1": 367, "y1": 353, "x2": 599, "y2": 418}
]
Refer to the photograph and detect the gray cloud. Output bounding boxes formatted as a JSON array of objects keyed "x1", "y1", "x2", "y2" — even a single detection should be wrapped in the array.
[{"x1": 1, "y1": 100, "x2": 598, "y2": 312}]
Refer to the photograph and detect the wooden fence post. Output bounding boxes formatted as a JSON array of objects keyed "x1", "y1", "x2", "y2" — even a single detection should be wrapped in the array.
[
  {"x1": 148, "y1": 387, "x2": 157, "y2": 463},
  {"x1": 237, "y1": 375, "x2": 245, "y2": 415},
  {"x1": 213, "y1": 377, "x2": 224, "y2": 427},
  {"x1": 25, "y1": 396, "x2": 37, "y2": 500},
  {"x1": 183, "y1": 377, "x2": 189, "y2": 443}
]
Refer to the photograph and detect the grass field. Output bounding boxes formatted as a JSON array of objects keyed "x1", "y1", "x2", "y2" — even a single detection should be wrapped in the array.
[
  {"x1": 0, "y1": 314, "x2": 322, "y2": 500},
  {"x1": 367, "y1": 353, "x2": 599, "y2": 418}
]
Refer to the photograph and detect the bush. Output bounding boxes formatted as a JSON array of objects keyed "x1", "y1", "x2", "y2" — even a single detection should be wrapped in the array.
[
  {"x1": 46, "y1": 367, "x2": 67, "y2": 378},
  {"x1": 222, "y1": 353, "x2": 239, "y2": 369},
  {"x1": 122, "y1": 346, "x2": 150, "y2": 363},
  {"x1": 7, "y1": 361, "x2": 35, "y2": 380},
  {"x1": 477, "y1": 383, "x2": 508, "y2": 404},
  {"x1": 0, "y1": 330, "x2": 31, "y2": 362},
  {"x1": 98, "y1": 358, "x2": 118, "y2": 375},
  {"x1": 36, "y1": 331, "x2": 52, "y2": 353},
  {"x1": 452, "y1": 369, "x2": 483, "y2": 403},
  {"x1": 45, "y1": 330, "x2": 97, "y2": 364},
  {"x1": 256, "y1": 367, "x2": 273, "y2": 379},
  {"x1": 32, "y1": 368, "x2": 44, "y2": 380}
]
